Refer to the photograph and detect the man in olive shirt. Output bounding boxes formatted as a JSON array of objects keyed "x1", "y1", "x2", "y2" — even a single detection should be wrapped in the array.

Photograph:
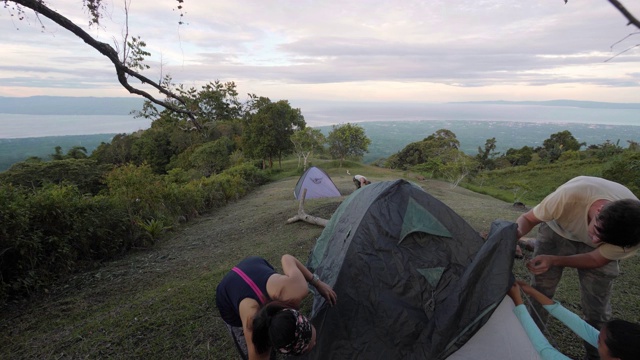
[{"x1": 515, "y1": 176, "x2": 640, "y2": 360}]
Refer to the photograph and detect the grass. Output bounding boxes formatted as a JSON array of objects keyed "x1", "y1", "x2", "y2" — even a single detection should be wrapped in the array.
[{"x1": 1, "y1": 160, "x2": 639, "y2": 359}]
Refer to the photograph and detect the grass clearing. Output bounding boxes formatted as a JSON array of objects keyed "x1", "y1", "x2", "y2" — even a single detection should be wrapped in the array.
[{"x1": 2, "y1": 162, "x2": 639, "y2": 359}]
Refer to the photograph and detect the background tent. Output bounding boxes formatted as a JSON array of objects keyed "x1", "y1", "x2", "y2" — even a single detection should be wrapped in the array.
[
  {"x1": 303, "y1": 180, "x2": 539, "y2": 360},
  {"x1": 294, "y1": 166, "x2": 341, "y2": 199}
]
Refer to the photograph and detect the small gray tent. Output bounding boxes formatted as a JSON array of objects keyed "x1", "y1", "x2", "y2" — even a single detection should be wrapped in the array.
[
  {"x1": 303, "y1": 180, "x2": 540, "y2": 360},
  {"x1": 294, "y1": 166, "x2": 341, "y2": 200}
]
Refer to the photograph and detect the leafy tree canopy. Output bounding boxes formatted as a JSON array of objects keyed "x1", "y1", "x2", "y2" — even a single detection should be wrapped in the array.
[{"x1": 327, "y1": 123, "x2": 371, "y2": 166}]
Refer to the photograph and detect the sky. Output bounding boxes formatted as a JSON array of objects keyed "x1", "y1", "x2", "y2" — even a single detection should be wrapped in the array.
[{"x1": 2, "y1": 0, "x2": 640, "y2": 107}]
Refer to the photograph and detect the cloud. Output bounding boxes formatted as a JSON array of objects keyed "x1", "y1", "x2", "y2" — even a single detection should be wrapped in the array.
[{"x1": 1, "y1": 0, "x2": 639, "y2": 103}]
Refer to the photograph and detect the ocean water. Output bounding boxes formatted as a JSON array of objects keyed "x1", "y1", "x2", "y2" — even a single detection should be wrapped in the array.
[
  {"x1": 0, "y1": 114, "x2": 152, "y2": 139},
  {"x1": 1, "y1": 103, "x2": 640, "y2": 164}
]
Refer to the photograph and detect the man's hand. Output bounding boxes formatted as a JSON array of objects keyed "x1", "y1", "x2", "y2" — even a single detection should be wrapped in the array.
[
  {"x1": 527, "y1": 255, "x2": 554, "y2": 275},
  {"x1": 528, "y1": 250, "x2": 610, "y2": 274}
]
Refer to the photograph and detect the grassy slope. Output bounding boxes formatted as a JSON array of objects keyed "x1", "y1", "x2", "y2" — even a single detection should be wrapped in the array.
[{"x1": 1, "y1": 163, "x2": 639, "y2": 359}]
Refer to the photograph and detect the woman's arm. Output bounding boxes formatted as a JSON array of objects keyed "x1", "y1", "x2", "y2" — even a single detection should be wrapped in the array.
[
  {"x1": 513, "y1": 304, "x2": 572, "y2": 360},
  {"x1": 543, "y1": 304, "x2": 599, "y2": 348},
  {"x1": 508, "y1": 283, "x2": 571, "y2": 360},
  {"x1": 516, "y1": 280, "x2": 554, "y2": 305},
  {"x1": 238, "y1": 298, "x2": 271, "y2": 360},
  {"x1": 517, "y1": 281, "x2": 599, "y2": 347},
  {"x1": 271, "y1": 255, "x2": 337, "y2": 306}
]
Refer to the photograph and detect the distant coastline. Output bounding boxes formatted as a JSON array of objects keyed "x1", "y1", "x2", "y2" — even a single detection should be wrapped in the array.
[{"x1": 3, "y1": 96, "x2": 640, "y2": 170}]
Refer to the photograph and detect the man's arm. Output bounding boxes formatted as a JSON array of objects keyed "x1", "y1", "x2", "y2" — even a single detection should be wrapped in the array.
[
  {"x1": 527, "y1": 249, "x2": 611, "y2": 275},
  {"x1": 516, "y1": 209, "x2": 542, "y2": 238}
]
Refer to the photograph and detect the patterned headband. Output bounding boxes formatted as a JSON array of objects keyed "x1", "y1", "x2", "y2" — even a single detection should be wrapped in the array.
[{"x1": 277, "y1": 308, "x2": 313, "y2": 356}]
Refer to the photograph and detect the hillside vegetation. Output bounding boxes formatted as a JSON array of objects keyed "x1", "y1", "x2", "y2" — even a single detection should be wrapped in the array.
[
  {"x1": 2, "y1": 89, "x2": 640, "y2": 359},
  {"x1": 1, "y1": 162, "x2": 639, "y2": 359}
]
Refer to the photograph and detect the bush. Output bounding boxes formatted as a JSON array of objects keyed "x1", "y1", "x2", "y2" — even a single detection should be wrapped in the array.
[
  {"x1": 0, "y1": 159, "x2": 112, "y2": 195},
  {"x1": 0, "y1": 184, "x2": 131, "y2": 302}
]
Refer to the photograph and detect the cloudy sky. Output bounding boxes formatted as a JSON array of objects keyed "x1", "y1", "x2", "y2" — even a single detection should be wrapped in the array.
[{"x1": 2, "y1": 0, "x2": 640, "y2": 106}]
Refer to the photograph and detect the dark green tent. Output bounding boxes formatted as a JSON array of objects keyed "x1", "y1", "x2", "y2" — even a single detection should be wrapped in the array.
[{"x1": 303, "y1": 180, "x2": 529, "y2": 359}]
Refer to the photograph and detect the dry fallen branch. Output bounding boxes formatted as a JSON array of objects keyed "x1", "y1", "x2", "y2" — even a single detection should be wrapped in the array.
[{"x1": 286, "y1": 188, "x2": 329, "y2": 227}]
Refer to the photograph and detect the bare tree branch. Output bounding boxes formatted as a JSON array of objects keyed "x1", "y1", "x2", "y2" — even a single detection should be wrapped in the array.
[
  {"x1": 11, "y1": 0, "x2": 202, "y2": 130},
  {"x1": 608, "y1": 0, "x2": 640, "y2": 29},
  {"x1": 605, "y1": 43, "x2": 640, "y2": 62},
  {"x1": 286, "y1": 188, "x2": 329, "y2": 227},
  {"x1": 564, "y1": 0, "x2": 640, "y2": 30}
]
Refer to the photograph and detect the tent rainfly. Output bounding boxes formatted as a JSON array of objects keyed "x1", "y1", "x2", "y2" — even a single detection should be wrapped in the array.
[
  {"x1": 302, "y1": 180, "x2": 540, "y2": 360},
  {"x1": 294, "y1": 167, "x2": 341, "y2": 200}
]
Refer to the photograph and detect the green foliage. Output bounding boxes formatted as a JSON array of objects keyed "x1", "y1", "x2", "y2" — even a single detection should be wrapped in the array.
[
  {"x1": 539, "y1": 130, "x2": 585, "y2": 163},
  {"x1": 387, "y1": 129, "x2": 460, "y2": 170},
  {"x1": 502, "y1": 145, "x2": 534, "y2": 166},
  {"x1": 125, "y1": 36, "x2": 151, "y2": 71},
  {"x1": 291, "y1": 127, "x2": 326, "y2": 169},
  {"x1": 476, "y1": 137, "x2": 499, "y2": 170},
  {"x1": 137, "y1": 218, "x2": 170, "y2": 243},
  {"x1": 463, "y1": 158, "x2": 604, "y2": 205},
  {"x1": 242, "y1": 97, "x2": 306, "y2": 168},
  {"x1": 0, "y1": 158, "x2": 113, "y2": 195},
  {"x1": 0, "y1": 134, "x2": 114, "y2": 172},
  {"x1": 91, "y1": 133, "x2": 136, "y2": 166},
  {"x1": 602, "y1": 151, "x2": 640, "y2": 195},
  {"x1": 0, "y1": 183, "x2": 130, "y2": 302},
  {"x1": 0, "y1": 161, "x2": 267, "y2": 304},
  {"x1": 131, "y1": 128, "x2": 174, "y2": 173},
  {"x1": 189, "y1": 137, "x2": 235, "y2": 176},
  {"x1": 326, "y1": 123, "x2": 371, "y2": 166}
]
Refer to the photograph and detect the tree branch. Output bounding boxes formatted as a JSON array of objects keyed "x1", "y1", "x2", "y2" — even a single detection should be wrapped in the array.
[
  {"x1": 12, "y1": 0, "x2": 202, "y2": 130},
  {"x1": 608, "y1": 0, "x2": 640, "y2": 29},
  {"x1": 286, "y1": 188, "x2": 329, "y2": 227}
]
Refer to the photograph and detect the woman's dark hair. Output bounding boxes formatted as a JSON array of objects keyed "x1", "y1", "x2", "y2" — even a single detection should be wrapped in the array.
[
  {"x1": 597, "y1": 199, "x2": 640, "y2": 247},
  {"x1": 603, "y1": 319, "x2": 640, "y2": 360},
  {"x1": 251, "y1": 301, "x2": 297, "y2": 354}
]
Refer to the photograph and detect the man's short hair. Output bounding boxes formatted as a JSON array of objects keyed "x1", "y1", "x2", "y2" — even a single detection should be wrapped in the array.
[{"x1": 597, "y1": 199, "x2": 640, "y2": 247}]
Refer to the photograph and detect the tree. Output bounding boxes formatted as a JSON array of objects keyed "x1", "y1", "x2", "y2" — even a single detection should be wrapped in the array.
[
  {"x1": 189, "y1": 137, "x2": 235, "y2": 176},
  {"x1": 437, "y1": 150, "x2": 478, "y2": 188},
  {"x1": 503, "y1": 146, "x2": 534, "y2": 167},
  {"x1": 602, "y1": 151, "x2": 640, "y2": 195},
  {"x1": 242, "y1": 98, "x2": 306, "y2": 168},
  {"x1": 66, "y1": 146, "x2": 88, "y2": 159},
  {"x1": 540, "y1": 130, "x2": 585, "y2": 162},
  {"x1": 291, "y1": 128, "x2": 326, "y2": 170},
  {"x1": 326, "y1": 123, "x2": 371, "y2": 167},
  {"x1": 134, "y1": 80, "x2": 245, "y2": 136},
  {"x1": 476, "y1": 137, "x2": 500, "y2": 171},
  {"x1": 565, "y1": 0, "x2": 640, "y2": 30},
  {"x1": 91, "y1": 133, "x2": 136, "y2": 166},
  {"x1": 386, "y1": 129, "x2": 460, "y2": 170},
  {"x1": 6, "y1": 0, "x2": 203, "y2": 127}
]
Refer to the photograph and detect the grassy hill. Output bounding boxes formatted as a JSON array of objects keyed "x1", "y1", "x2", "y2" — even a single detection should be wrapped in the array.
[{"x1": 1, "y1": 163, "x2": 639, "y2": 359}]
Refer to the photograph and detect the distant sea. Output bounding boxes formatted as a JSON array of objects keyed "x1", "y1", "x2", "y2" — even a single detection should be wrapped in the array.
[
  {"x1": 0, "y1": 114, "x2": 151, "y2": 138},
  {"x1": 1, "y1": 103, "x2": 640, "y2": 164}
]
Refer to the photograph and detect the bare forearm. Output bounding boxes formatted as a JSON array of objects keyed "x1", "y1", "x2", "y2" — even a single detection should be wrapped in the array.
[
  {"x1": 516, "y1": 210, "x2": 540, "y2": 238},
  {"x1": 544, "y1": 252, "x2": 610, "y2": 270},
  {"x1": 282, "y1": 254, "x2": 318, "y2": 286}
]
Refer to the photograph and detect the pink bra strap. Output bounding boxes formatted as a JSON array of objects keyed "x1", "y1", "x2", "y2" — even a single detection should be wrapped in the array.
[{"x1": 232, "y1": 267, "x2": 267, "y2": 304}]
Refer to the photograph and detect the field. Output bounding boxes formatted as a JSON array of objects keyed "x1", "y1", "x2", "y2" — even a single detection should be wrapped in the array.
[{"x1": 1, "y1": 163, "x2": 639, "y2": 359}]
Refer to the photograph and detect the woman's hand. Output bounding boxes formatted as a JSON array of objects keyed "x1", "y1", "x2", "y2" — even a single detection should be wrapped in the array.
[
  {"x1": 507, "y1": 283, "x2": 524, "y2": 305},
  {"x1": 516, "y1": 280, "x2": 554, "y2": 305},
  {"x1": 314, "y1": 280, "x2": 337, "y2": 306}
]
